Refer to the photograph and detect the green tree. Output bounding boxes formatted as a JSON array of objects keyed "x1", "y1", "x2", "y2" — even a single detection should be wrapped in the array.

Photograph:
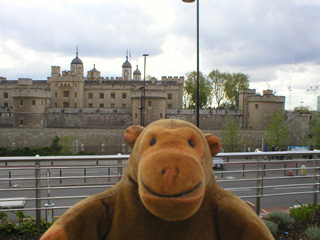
[
  {"x1": 224, "y1": 73, "x2": 249, "y2": 109},
  {"x1": 60, "y1": 136, "x2": 73, "y2": 155},
  {"x1": 208, "y1": 69, "x2": 227, "y2": 107},
  {"x1": 184, "y1": 71, "x2": 213, "y2": 109},
  {"x1": 49, "y1": 136, "x2": 62, "y2": 155},
  {"x1": 265, "y1": 111, "x2": 289, "y2": 147},
  {"x1": 221, "y1": 115, "x2": 242, "y2": 152},
  {"x1": 309, "y1": 114, "x2": 320, "y2": 149}
]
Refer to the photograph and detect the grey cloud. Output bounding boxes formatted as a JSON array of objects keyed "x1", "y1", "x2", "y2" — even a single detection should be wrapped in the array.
[
  {"x1": 0, "y1": 2, "x2": 165, "y2": 59},
  {"x1": 174, "y1": 0, "x2": 320, "y2": 68}
]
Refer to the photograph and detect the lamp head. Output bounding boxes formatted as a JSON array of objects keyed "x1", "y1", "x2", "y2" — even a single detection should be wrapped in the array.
[{"x1": 182, "y1": 0, "x2": 195, "y2": 2}]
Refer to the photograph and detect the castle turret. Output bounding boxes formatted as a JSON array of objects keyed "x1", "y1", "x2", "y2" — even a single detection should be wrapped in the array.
[
  {"x1": 122, "y1": 54, "x2": 132, "y2": 80},
  {"x1": 133, "y1": 65, "x2": 141, "y2": 81},
  {"x1": 71, "y1": 46, "x2": 83, "y2": 76}
]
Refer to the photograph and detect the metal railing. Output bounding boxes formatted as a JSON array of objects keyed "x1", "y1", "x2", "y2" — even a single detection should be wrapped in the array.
[{"x1": 0, "y1": 151, "x2": 319, "y2": 228}]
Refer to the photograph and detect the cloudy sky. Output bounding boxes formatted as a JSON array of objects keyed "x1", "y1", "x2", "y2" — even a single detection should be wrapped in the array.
[{"x1": 1, "y1": 0, "x2": 320, "y2": 110}]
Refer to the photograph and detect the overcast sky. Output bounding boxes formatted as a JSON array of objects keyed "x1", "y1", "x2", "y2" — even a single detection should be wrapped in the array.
[{"x1": 1, "y1": 0, "x2": 320, "y2": 110}]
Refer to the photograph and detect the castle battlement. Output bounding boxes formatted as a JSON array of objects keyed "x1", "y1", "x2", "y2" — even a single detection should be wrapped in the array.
[{"x1": 18, "y1": 78, "x2": 33, "y2": 86}]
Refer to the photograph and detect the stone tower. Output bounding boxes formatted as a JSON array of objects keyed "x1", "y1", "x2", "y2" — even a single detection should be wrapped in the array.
[
  {"x1": 49, "y1": 47, "x2": 85, "y2": 108},
  {"x1": 133, "y1": 65, "x2": 141, "y2": 81},
  {"x1": 122, "y1": 54, "x2": 132, "y2": 80},
  {"x1": 12, "y1": 79, "x2": 48, "y2": 127}
]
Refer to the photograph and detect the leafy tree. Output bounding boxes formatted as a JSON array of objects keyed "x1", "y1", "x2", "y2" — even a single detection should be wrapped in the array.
[
  {"x1": 224, "y1": 73, "x2": 249, "y2": 109},
  {"x1": 221, "y1": 115, "x2": 242, "y2": 152},
  {"x1": 50, "y1": 136, "x2": 62, "y2": 155},
  {"x1": 294, "y1": 106, "x2": 312, "y2": 113},
  {"x1": 265, "y1": 111, "x2": 289, "y2": 147},
  {"x1": 308, "y1": 114, "x2": 320, "y2": 149},
  {"x1": 184, "y1": 71, "x2": 213, "y2": 109},
  {"x1": 60, "y1": 136, "x2": 73, "y2": 155},
  {"x1": 208, "y1": 69, "x2": 227, "y2": 107}
]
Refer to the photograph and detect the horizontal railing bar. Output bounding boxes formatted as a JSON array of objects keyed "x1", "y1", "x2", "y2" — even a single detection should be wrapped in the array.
[
  {"x1": 0, "y1": 165, "x2": 127, "y2": 171},
  {"x1": 0, "y1": 155, "x2": 130, "y2": 162},
  {"x1": 0, "y1": 174, "x2": 122, "y2": 182},
  {"x1": 0, "y1": 184, "x2": 114, "y2": 192}
]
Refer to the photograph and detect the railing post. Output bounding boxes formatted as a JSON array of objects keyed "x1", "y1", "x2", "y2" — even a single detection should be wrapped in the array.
[
  {"x1": 8, "y1": 171, "x2": 11, "y2": 187},
  {"x1": 117, "y1": 159, "x2": 122, "y2": 181},
  {"x1": 35, "y1": 159, "x2": 41, "y2": 230},
  {"x1": 256, "y1": 157, "x2": 263, "y2": 216},
  {"x1": 314, "y1": 157, "x2": 319, "y2": 205},
  {"x1": 84, "y1": 168, "x2": 87, "y2": 183},
  {"x1": 242, "y1": 164, "x2": 245, "y2": 177}
]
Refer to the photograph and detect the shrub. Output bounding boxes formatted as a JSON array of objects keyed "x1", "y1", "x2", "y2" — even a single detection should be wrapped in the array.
[
  {"x1": 0, "y1": 208, "x2": 8, "y2": 224},
  {"x1": 267, "y1": 210, "x2": 294, "y2": 231},
  {"x1": 305, "y1": 225, "x2": 320, "y2": 240},
  {"x1": 262, "y1": 219, "x2": 278, "y2": 236},
  {"x1": 290, "y1": 205, "x2": 313, "y2": 221},
  {"x1": 290, "y1": 203, "x2": 320, "y2": 221}
]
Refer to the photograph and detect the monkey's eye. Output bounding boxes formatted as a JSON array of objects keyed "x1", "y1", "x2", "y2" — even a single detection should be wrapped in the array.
[
  {"x1": 188, "y1": 139, "x2": 195, "y2": 148},
  {"x1": 150, "y1": 138, "x2": 156, "y2": 146}
]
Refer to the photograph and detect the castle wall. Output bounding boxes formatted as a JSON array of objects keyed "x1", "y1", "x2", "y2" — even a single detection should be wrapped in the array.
[
  {"x1": 0, "y1": 127, "x2": 266, "y2": 154},
  {"x1": 45, "y1": 108, "x2": 132, "y2": 128},
  {"x1": 166, "y1": 108, "x2": 242, "y2": 129},
  {"x1": 0, "y1": 107, "x2": 13, "y2": 127}
]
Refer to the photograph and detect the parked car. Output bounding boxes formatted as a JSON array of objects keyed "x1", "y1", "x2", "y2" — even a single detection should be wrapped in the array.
[{"x1": 212, "y1": 157, "x2": 224, "y2": 170}]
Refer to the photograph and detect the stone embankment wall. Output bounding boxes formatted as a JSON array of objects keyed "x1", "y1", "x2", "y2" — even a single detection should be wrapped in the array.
[{"x1": 0, "y1": 127, "x2": 267, "y2": 155}]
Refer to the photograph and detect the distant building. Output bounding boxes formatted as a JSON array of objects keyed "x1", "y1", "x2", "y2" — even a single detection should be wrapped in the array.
[
  {"x1": 0, "y1": 50, "x2": 184, "y2": 128},
  {"x1": 0, "y1": 49, "x2": 285, "y2": 130},
  {"x1": 239, "y1": 89, "x2": 286, "y2": 130}
]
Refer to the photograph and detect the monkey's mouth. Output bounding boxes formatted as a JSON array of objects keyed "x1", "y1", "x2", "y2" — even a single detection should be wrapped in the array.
[{"x1": 141, "y1": 179, "x2": 202, "y2": 198}]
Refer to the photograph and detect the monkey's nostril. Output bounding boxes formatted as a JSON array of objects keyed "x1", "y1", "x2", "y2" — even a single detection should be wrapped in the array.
[{"x1": 162, "y1": 169, "x2": 166, "y2": 175}]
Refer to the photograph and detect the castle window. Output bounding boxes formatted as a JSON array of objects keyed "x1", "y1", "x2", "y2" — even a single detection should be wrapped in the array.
[
  {"x1": 160, "y1": 113, "x2": 163, "y2": 118},
  {"x1": 148, "y1": 101, "x2": 152, "y2": 107},
  {"x1": 19, "y1": 119, "x2": 24, "y2": 126},
  {"x1": 100, "y1": 93, "x2": 104, "y2": 99},
  {"x1": 32, "y1": 100, "x2": 36, "y2": 105},
  {"x1": 168, "y1": 103, "x2": 172, "y2": 109},
  {"x1": 55, "y1": 103, "x2": 58, "y2": 107},
  {"x1": 111, "y1": 103, "x2": 115, "y2": 108},
  {"x1": 75, "y1": 92, "x2": 77, "y2": 98},
  {"x1": 63, "y1": 102, "x2": 69, "y2": 108},
  {"x1": 89, "y1": 103, "x2": 93, "y2": 108},
  {"x1": 55, "y1": 92, "x2": 58, "y2": 97},
  {"x1": 3, "y1": 92, "x2": 8, "y2": 98},
  {"x1": 4, "y1": 102, "x2": 8, "y2": 107},
  {"x1": 63, "y1": 91, "x2": 69, "y2": 97},
  {"x1": 135, "y1": 113, "x2": 138, "y2": 118},
  {"x1": 88, "y1": 93, "x2": 93, "y2": 99},
  {"x1": 111, "y1": 93, "x2": 115, "y2": 99},
  {"x1": 122, "y1": 93, "x2": 127, "y2": 99},
  {"x1": 255, "y1": 104, "x2": 259, "y2": 109},
  {"x1": 168, "y1": 93, "x2": 172, "y2": 100},
  {"x1": 20, "y1": 100, "x2": 23, "y2": 106},
  {"x1": 75, "y1": 103, "x2": 77, "y2": 108},
  {"x1": 100, "y1": 103, "x2": 104, "y2": 108}
]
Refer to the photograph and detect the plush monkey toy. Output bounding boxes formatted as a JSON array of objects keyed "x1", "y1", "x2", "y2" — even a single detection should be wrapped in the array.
[{"x1": 41, "y1": 119, "x2": 274, "y2": 240}]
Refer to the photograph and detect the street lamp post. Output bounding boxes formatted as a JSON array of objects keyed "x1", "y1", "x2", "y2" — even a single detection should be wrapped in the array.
[
  {"x1": 182, "y1": 0, "x2": 200, "y2": 128},
  {"x1": 141, "y1": 54, "x2": 149, "y2": 126}
]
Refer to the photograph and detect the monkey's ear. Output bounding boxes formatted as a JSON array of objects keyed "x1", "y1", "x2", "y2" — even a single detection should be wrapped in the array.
[
  {"x1": 124, "y1": 125, "x2": 144, "y2": 148},
  {"x1": 204, "y1": 134, "x2": 221, "y2": 156}
]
